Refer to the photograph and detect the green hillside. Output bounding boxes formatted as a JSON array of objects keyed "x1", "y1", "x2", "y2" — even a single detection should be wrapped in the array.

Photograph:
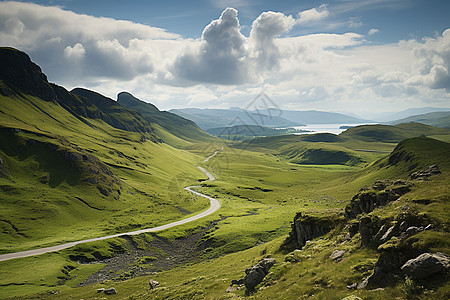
[
  {"x1": 340, "y1": 123, "x2": 450, "y2": 142},
  {"x1": 391, "y1": 111, "x2": 450, "y2": 129},
  {"x1": 117, "y1": 92, "x2": 215, "y2": 147},
  {"x1": 0, "y1": 48, "x2": 217, "y2": 254}
]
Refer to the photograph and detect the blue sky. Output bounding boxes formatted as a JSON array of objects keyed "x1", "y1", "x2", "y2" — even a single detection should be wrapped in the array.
[{"x1": 1, "y1": 0, "x2": 449, "y2": 116}]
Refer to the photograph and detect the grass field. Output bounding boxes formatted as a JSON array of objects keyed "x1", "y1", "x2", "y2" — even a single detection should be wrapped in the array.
[{"x1": 1, "y1": 89, "x2": 449, "y2": 299}]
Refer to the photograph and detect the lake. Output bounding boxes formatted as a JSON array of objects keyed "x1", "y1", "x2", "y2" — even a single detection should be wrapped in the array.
[{"x1": 290, "y1": 123, "x2": 378, "y2": 135}]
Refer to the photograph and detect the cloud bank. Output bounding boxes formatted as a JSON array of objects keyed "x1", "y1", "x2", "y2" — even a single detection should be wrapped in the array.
[{"x1": 0, "y1": 1, "x2": 448, "y2": 114}]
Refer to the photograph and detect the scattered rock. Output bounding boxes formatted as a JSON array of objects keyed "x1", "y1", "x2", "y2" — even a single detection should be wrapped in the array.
[
  {"x1": 243, "y1": 258, "x2": 276, "y2": 295},
  {"x1": 104, "y1": 287, "x2": 117, "y2": 295},
  {"x1": 97, "y1": 288, "x2": 105, "y2": 293},
  {"x1": 148, "y1": 279, "x2": 160, "y2": 289},
  {"x1": 401, "y1": 252, "x2": 450, "y2": 280},
  {"x1": 329, "y1": 250, "x2": 346, "y2": 262},
  {"x1": 410, "y1": 164, "x2": 441, "y2": 180},
  {"x1": 405, "y1": 226, "x2": 420, "y2": 237}
]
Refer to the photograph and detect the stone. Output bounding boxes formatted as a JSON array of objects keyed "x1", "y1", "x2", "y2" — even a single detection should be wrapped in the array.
[
  {"x1": 401, "y1": 252, "x2": 450, "y2": 279},
  {"x1": 399, "y1": 221, "x2": 408, "y2": 232},
  {"x1": 148, "y1": 279, "x2": 160, "y2": 289},
  {"x1": 329, "y1": 250, "x2": 346, "y2": 262},
  {"x1": 97, "y1": 288, "x2": 105, "y2": 293},
  {"x1": 244, "y1": 258, "x2": 276, "y2": 295},
  {"x1": 379, "y1": 225, "x2": 396, "y2": 243},
  {"x1": 104, "y1": 287, "x2": 117, "y2": 295},
  {"x1": 405, "y1": 226, "x2": 420, "y2": 236},
  {"x1": 424, "y1": 224, "x2": 433, "y2": 231},
  {"x1": 346, "y1": 283, "x2": 358, "y2": 289},
  {"x1": 341, "y1": 296, "x2": 362, "y2": 300}
]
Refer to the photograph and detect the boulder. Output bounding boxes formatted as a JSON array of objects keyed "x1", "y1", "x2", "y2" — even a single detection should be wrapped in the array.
[
  {"x1": 329, "y1": 250, "x2": 346, "y2": 262},
  {"x1": 104, "y1": 287, "x2": 117, "y2": 295},
  {"x1": 244, "y1": 258, "x2": 276, "y2": 295},
  {"x1": 401, "y1": 252, "x2": 450, "y2": 279},
  {"x1": 148, "y1": 279, "x2": 160, "y2": 289}
]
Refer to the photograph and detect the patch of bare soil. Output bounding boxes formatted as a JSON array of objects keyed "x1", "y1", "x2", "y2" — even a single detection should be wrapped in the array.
[{"x1": 78, "y1": 219, "x2": 222, "y2": 286}]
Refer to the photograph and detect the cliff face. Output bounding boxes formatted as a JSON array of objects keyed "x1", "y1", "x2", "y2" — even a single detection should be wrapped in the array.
[
  {"x1": 344, "y1": 180, "x2": 412, "y2": 220},
  {"x1": 282, "y1": 212, "x2": 343, "y2": 251},
  {"x1": 0, "y1": 48, "x2": 56, "y2": 100}
]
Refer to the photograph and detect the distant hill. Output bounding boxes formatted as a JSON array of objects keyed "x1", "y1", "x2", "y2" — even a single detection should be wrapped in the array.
[
  {"x1": 390, "y1": 111, "x2": 450, "y2": 129},
  {"x1": 340, "y1": 123, "x2": 450, "y2": 142},
  {"x1": 206, "y1": 125, "x2": 306, "y2": 140},
  {"x1": 117, "y1": 92, "x2": 214, "y2": 145},
  {"x1": 280, "y1": 110, "x2": 373, "y2": 124},
  {"x1": 169, "y1": 108, "x2": 301, "y2": 130},
  {"x1": 368, "y1": 107, "x2": 450, "y2": 122}
]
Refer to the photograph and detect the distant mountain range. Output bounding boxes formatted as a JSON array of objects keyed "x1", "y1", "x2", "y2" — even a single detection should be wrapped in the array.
[
  {"x1": 169, "y1": 108, "x2": 302, "y2": 130},
  {"x1": 170, "y1": 108, "x2": 372, "y2": 130}
]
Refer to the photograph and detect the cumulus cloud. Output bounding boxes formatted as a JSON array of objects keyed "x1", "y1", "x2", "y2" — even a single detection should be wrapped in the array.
[
  {"x1": 297, "y1": 4, "x2": 329, "y2": 24},
  {"x1": 406, "y1": 29, "x2": 450, "y2": 91},
  {"x1": 249, "y1": 11, "x2": 295, "y2": 71},
  {"x1": 0, "y1": 1, "x2": 448, "y2": 114},
  {"x1": 172, "y1": 7, "x2": 249, "y2": 85}
]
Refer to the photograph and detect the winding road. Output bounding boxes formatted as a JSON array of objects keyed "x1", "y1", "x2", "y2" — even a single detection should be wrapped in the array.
[{"x1": 0, "y1": 149, "x2": 222, "y2": 262}]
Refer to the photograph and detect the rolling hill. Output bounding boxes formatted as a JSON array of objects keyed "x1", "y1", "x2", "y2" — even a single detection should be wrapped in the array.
[
  {"x1": 117, "y1": 92, "x2": 215, "y2": 147},
  {"x1": 390, "y1": 111, "x2": 450, "y2": 129},
  {"x1": 0, "y1": 47, "x2": 216, "y2": 254}
]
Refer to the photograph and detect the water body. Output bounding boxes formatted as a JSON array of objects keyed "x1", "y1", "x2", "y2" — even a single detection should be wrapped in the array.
[{"x1": 291, "y1": 123, "x2": 378, "y2": 135}]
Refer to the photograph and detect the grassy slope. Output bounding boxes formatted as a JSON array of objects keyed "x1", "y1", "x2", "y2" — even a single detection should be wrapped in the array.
[
  {"x1": 391, "y1": 111, "x2": 450, "y2": 129},
  {"x1": 117, "y1": 92, "x2": 216, "y2": 148},
  {"x1": 9, "y1": 134, "x2": 449, "y2": 299},
  {"x1": 0, "y1": 90, "x2": 218, "y2": 254}
]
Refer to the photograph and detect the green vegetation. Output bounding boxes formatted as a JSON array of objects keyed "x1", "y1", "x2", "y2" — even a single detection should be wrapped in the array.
[{"x1": 391, "y1": 111, "x2": 450, "y2": 129}]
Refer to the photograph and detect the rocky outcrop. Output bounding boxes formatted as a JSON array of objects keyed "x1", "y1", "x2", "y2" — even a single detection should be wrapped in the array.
[
  {"x1": 282, "y1": 212, "x2": 341, "y2": 250},
  {"x1": 243, "y1": 258, "x2": 276, "y2": 295},
  {"x1": 410, "y1": 164, "x2": 441, "y2": 180},
  {"x1": 401, "y1": 252, "x2": 450, "y2": 279},
  {"x1": 345, "y1": 180, "x2": 412, "y2": 220},
  {"x1": 0, "y1": 47, "x2": 57, "y2": 101}
]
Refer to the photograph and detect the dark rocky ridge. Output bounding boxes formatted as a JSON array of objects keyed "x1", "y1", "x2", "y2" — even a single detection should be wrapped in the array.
[{"x1": 0, "y1": 47, "x2": 157, "y2": 136}]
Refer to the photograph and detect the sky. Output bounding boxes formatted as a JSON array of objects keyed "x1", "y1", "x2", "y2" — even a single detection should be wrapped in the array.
[{"x1": 0, "y1": 0, "x2": 449, "y2": 117}]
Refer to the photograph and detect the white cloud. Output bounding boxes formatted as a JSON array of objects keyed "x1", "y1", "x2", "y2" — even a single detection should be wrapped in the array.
[
  {"x1": 249, "y1": 11, "x2": 295, "y2": 71},
  {"x1": 0, "y1": 1, "x2": 448, "y2": 114},
  {"x1": 172, "y1": 7, "x2": 250, "y2": 85},
  {"x1": 368, "y1": 28, "x2": 379, "y2": 35},
  {"x1": 297, "y1": 4, "x2": 329, "y2": 24}
]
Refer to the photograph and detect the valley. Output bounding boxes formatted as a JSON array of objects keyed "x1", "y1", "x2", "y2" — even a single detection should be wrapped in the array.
[{"x1": 0, "y1": 47, "x2": 449, "y2": 299}]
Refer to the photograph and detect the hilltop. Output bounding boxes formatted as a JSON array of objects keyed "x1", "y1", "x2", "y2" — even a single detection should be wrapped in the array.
[{"x1": 390, "y1": 111, "x2": 450, "y2": 129}]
